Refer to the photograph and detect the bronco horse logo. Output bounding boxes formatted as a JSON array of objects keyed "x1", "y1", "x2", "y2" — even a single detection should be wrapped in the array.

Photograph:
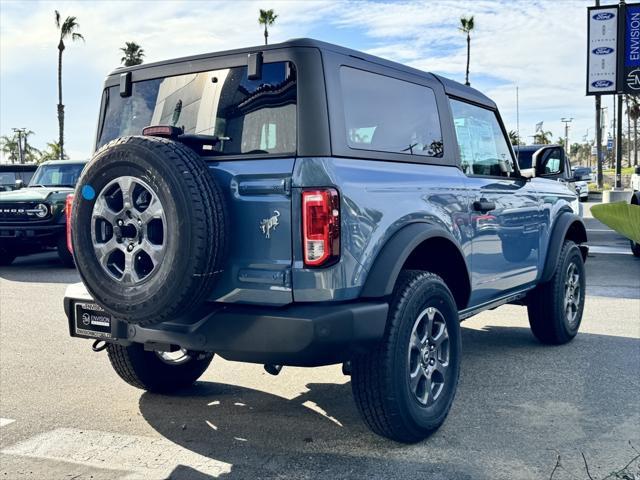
[{"x1": 260, "y1": 210, "x2": 280, "y2": 239}]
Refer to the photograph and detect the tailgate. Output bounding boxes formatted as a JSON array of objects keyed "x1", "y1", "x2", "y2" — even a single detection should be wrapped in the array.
[{"x1": 206, "y1": 158, "x2": 294, "y2": 305}]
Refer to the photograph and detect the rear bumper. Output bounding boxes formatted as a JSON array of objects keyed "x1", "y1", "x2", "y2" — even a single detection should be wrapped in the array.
[{"x1": 64, "y1": 283, "x2": 388, "y2": 367}]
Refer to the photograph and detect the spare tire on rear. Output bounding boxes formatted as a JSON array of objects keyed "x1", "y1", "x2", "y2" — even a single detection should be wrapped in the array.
[{"x1": 71, "y1": 136, "x2": 227, "y2": 326}]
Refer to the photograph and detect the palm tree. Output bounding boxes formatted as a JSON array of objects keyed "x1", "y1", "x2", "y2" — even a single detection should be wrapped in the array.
[
  {"x1": 39, "y1": 141, "x2": 68, "y2": 163},
  {"x1": 0, "y1": 130, "x2": 39, "y2": 164},
  {"x1": 459, "y1": 16, "x2": 474, "y2": 86},
  {"x1": 508, "y1": 130, "x2": 524, "y2": 146},
  {"x1": 55, "y1": 10, "x2": 84, "y2": 160},
  {"x1": 533, "y1": 130, "x2": 553, "y2": 145},
  {"x1": 626, "y1": 95, "x2": 639, "y2": 167},
  {"x1": 0, "y1": 134, "x2": 19, "y2": 163},
  {"x1": 120, "y1": 41, "x2": 145, "y2": 67},
  {"x1": 258, "y1": 9, "x2": 278, "y2": 45}
]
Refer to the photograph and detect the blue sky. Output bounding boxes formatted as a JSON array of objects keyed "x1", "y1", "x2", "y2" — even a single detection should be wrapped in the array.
[{"x1": 0, "y1": 0, "x2": 622, "y2": 161}]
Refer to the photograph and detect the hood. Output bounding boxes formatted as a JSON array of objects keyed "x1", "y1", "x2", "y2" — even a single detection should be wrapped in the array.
[{"x1": 0, "y1": 186, "x2": 73, "y2": 203}]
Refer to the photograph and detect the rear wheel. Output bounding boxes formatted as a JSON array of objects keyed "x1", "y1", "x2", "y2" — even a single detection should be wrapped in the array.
[
  {"x1": 351, "y1": 271, "x2": 461, "y2": 443},
  {"x1": 631, "y1": 240, "x2": 640, "y2": 257},
  {"x1": 527, "y1": 240, "x2": 585, "y2": 344},
  {"x1": 106, "y1": 343, "x2": 213, "y2": 393}
]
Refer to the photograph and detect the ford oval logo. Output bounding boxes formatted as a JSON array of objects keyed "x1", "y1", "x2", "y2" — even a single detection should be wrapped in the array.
[
  {"x1": 592, "y1": 80, "x2": 614, "y2": 88},
  {"x1": 593, "y1": 47, "x2": 614, "y2": 55},
  {"x1": 592, "y1": 12, "x2": 615, "y2": 20}
]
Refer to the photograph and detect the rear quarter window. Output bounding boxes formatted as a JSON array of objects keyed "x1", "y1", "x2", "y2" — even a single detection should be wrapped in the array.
[{"x1": 340, "y1": 67, "x2": 443, "y2": 157}]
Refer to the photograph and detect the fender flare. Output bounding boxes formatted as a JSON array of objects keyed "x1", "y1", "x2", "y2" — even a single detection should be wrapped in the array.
[
  {"x1": 540, "y1": 212, "x2": 587, "y2": 283},
  {"x1": 360, "y1": 222, "x2": 470, "y2": 298}
]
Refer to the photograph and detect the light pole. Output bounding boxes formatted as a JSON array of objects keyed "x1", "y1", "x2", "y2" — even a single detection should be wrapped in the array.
[
  {"x1": 11, "y1": 127, "x2": 26, "y2": 164},
  {"x1": 561, "y1": 118, "x2": 573, "y2": 161}
]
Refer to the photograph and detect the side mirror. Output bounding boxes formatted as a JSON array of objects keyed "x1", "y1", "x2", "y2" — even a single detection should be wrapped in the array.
[{"x1": 14, "y1": 179, "x2": 24, "y2": 190}]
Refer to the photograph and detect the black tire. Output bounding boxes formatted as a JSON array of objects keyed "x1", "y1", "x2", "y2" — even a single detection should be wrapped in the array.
[
  {"x1": 351, "y1": 270, "x2": 461, "y2": 443},
  {"x1": 631, "y1": 240, "x2": 640, "y2": 257},
  {"x1": 527, "y1": 240, "x2": 585, "y2": 345},
  {"x1": 56, "y1": 234, "x2": 75, "y2": 268},
  {"x1": 72, "y1": 136, "x2": 228, "y2": 326},
  {"x1": 107, "y1": 343, "x2": 213, "y2": 393},
  {"x1": 0, "y1": 248, "x2": 16, "y2": 266}
]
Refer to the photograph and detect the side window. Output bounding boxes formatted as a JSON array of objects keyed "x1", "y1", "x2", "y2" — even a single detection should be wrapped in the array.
[
  {"x1": 540, "y1": 148, "x2": 563, "y2": 175},
  {"x1": 449, "y1": 99, "x2": 515, "y2": 177},
  {"x1": 340, "y1": 67, "x2": 443, "y2": 157}
]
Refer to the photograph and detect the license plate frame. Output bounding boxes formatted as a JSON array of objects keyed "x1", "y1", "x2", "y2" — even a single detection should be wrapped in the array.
[{"x1": 73, "y1": 302, "x2": 113, "y2": 339}]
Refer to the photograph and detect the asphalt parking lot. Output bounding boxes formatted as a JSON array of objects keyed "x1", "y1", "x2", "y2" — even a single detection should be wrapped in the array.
[{"x1": 0, "y1": 199, "x2": 638, "y2": 480}]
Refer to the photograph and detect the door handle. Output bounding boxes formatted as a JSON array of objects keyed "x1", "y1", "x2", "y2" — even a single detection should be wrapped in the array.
[{"x1": 473, "y1": 199, "x2": 496, "y2": 213}]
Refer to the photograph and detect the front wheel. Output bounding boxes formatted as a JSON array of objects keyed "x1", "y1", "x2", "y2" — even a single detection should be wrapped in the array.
[
  {"x1": 631, "y1": 240, "x2": 640, "y2": 257},
  {"x1": 351, "y1": 270, "x2": 461, "y2": 443},
  {"x1": 527, "y1": 240, "x2": 585, "y2": 344},
  {"x1": 106, "y1": 343, "x2": 213, "y2": 393}
]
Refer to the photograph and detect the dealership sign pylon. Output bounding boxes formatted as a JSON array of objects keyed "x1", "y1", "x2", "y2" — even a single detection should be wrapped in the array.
[{"x1": 587, "y1": 2, "x2": 640, "y2": 95}]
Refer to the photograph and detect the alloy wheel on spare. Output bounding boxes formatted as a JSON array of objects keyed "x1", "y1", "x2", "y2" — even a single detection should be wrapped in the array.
[
  {"x1": 91, "y1": 176, "x2": 166, "y2": 285},
  {"x1": 408, "y1": 306, "x2": 450, "y2": 406},
  {"x1": 564, "y1": 262, "x2": 582, "y2": 327}
]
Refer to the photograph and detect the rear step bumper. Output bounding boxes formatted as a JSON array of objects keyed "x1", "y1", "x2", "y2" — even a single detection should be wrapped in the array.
[{"x1": 64, "y1": 283, "x2": 388, "y2": 367}]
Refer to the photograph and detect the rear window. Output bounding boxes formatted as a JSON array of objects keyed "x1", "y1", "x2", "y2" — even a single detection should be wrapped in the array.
[
  {"x1": 340, "y1": 67, "x2": 443, "y2": 157},
  {"x1": 98, "y1": 62, "x2": 297, "y2": 156}
]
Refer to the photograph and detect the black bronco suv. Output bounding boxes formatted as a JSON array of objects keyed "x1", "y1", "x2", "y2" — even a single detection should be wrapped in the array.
[
  {"x1": 0, "y1": 159, "x2": 86, "y2": 266},
  {"x1": 64, "y1": 39, "x2": 588, "y2": 442}
]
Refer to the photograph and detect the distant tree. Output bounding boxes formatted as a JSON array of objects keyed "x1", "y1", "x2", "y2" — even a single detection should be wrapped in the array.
[
  {"x1": 459, "y1": 15, "x2": 474, "y2": 86},
  {"x1": 55, "y1": 10, "x2": 84, "y2": 160},
  {"x1": 508, "y1": 130, "x2": 524, "y2": 146},
  {"x1": 0, "y1": 134, "x2": 19, "y2": 163},
  {"x1": 120, "y1": 41, "x2": 145, "y2": 67},
  {"x1": 258, "y1": 9, "x2": 278, "y2": 45},
  {"x1": 533, "y1": 130, "x2": 553, "y2": 145},
  {"x1": 0, "y1": 130, "x2": 40, "y2": 164},
  {"x1": 39, "y1": 141, "x2": 68, "y2": 163}
]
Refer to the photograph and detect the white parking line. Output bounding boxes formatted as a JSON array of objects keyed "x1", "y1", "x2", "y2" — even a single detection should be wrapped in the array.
[
  {"x1": 1, "y1": 427, "x2": 232, "y2": 480},
  {"x1": 589, "y1": 245, "x2": 632, "y2": 255},
  {"x1": 587, "y1": 229, "x2": 615, "y2": 233},
  {"x1": 0, "y1": 418, "x2": 15, "y2": 427}
]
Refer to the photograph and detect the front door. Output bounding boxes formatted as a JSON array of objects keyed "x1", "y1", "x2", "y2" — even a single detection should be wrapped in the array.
[{"x1": 449, "y1": 99, "x2": 541, "y2": 307}]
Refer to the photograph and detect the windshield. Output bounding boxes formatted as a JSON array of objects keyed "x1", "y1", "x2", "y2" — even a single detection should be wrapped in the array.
[
  {"x1": 29, "y1": 163, "x2": 85, "y2": 187},
  {"x1": 0, "y1": 172, "x2": 17, "y2": 185},
  {"x1": 98, "y1": 61, "x2": 297, "y2": 156}
]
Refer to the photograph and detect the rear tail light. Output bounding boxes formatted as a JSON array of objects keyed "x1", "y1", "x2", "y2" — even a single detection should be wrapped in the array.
[
  {"x1": 302, "y1": 189, "x2": 340, "y2": 267},
  {"x1": 65, "y1": 194, "x2": 74, "y2": 254}
]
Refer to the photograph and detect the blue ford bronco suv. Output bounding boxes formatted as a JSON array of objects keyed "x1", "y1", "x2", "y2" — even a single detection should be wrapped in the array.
[{"x1": 64, "y1": 39, "x2": 588, "y2": 442}]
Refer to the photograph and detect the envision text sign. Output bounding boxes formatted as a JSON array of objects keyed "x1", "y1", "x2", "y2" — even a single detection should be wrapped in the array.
[
  {"x1": 623, "y1": 3, "x2": 640, "y2": 92},
  {"x1": 587, "y1": 2, "x2": 640, "y2": 95}
]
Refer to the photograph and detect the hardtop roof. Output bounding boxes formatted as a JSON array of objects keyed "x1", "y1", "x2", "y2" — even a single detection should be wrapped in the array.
[{"x1": 107, "y1": 37, "x2": 495, "y2": 108}]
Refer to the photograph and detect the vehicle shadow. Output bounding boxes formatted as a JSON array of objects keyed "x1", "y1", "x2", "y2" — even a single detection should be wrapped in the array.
[
  {"x1": 138, "y1": 325, "x2": 640, "y2": 479},
  {"x1": 0, "y1": 252, "x2": 79, "y2": 284}
]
